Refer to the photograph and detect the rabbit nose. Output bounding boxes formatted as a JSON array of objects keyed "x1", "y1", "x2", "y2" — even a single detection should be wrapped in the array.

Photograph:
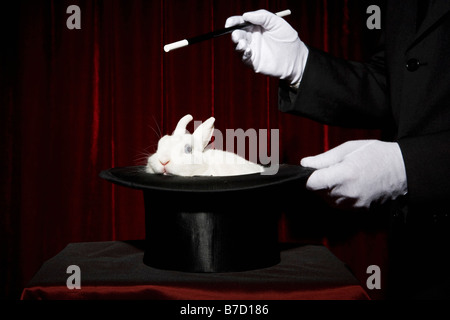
[{"x1": 160, "y1": 160, "x2": 170, "y2": 166}]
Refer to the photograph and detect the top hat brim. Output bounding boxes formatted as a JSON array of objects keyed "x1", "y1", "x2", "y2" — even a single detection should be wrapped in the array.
[{"x1": 99, "y1": 164, "x2": 315, "y2": 193}]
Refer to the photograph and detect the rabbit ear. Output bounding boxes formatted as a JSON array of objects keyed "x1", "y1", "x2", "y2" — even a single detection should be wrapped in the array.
[
  {"x1": 193, "y1": 117, "x2": 215, "y2": 150},
  {"x1": 173, "y1": 114, "x2": 193, "y2": 135}
]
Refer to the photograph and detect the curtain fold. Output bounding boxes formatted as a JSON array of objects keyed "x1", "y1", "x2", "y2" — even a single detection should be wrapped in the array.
[{"x1": 1, "y1": 0, "x2": 385, "y2": 299}]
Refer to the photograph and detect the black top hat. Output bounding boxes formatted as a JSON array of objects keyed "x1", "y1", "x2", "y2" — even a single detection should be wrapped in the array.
[{"x1": 100, "y1": 164, "x2": 314, "y2": 273}]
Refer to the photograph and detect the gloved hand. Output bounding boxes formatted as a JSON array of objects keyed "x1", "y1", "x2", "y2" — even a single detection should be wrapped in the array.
[
  {"x1": 225, "y1": 9, "x2": 309, "y2": 85},
  {"x1": 301, "y1": 140, "x2": 408, "y2": 209}
]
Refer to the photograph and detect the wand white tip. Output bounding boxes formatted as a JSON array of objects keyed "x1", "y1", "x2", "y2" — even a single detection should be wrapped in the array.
[
  {"x1": 275, "y1": 9, "x2": 291, "y2": 18},
  {"x1": 164, "y1": 39, "x2": 189, "y2": 52}
]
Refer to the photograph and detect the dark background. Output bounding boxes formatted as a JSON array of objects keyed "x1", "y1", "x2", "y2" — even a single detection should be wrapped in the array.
[{"x1": 1, "y1": 0, "x2": 385, "y2": 299}]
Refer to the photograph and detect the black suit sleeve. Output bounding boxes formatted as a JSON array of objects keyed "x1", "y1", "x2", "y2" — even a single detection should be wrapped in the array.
[
  {"x1": 398, "y1": 130, "x2": 450, "y2": 206},
  {"x1": 279, "y1": 45, "x2": 392, "y2": 129}
]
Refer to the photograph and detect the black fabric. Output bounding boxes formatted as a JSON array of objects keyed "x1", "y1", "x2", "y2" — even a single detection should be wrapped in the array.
[{"x1": 24, "y1": 240, "x2": 364, "y2": 291}]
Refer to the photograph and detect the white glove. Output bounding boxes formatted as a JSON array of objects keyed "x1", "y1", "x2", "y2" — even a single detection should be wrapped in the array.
[
  {"x1": 301, "y1": 140, "x2": 408, "y2": 209},
  {"x1": 225, "y1": 9, "x2": 309, "y2": 85}
]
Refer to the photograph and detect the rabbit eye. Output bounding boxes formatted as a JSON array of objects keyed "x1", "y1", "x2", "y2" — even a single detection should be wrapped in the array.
[{"x1": 184, "y1": 144, "x2": 192, "y2": 154}]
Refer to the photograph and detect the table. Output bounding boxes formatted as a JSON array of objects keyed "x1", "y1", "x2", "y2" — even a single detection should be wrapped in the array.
[{"x1": 21, "y1": 240, "x2": 370, "y2": 300}]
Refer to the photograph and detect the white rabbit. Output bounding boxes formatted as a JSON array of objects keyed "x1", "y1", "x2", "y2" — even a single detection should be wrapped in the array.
[{"x1": 145, "y1": 114, "x2": 264, "y2": 176}]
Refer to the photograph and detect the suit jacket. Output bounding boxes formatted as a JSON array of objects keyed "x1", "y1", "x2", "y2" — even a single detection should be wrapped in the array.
[
  {"x1": 279, "y1": 0, "x2": 450, "y2": 298},
  {"x1": 279, "y1": 0, "x2": 450, "y2": 210}
]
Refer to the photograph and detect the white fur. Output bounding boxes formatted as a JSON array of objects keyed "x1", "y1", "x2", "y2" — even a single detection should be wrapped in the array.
[{"x1": 145, "y1": 114, "x2": 264, "y2": 176}]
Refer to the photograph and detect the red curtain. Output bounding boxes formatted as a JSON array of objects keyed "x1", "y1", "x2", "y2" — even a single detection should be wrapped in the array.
[{"x1": 1, "y1": 0, "x2": 385, "y2": 299}]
